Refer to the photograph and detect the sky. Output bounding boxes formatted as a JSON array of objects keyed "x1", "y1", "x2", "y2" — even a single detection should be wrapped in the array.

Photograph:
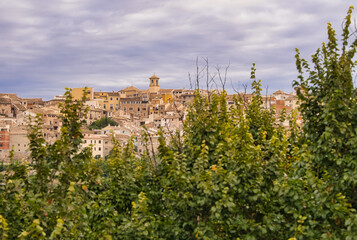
[{"x1": 0, "y1": 0, "x2": 355, "y2": 99}]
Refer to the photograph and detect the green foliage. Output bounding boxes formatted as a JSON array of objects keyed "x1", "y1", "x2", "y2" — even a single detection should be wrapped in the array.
[
  {"x1": 89, "y1": 117, "x2": 118, "y2": 130},
  {"x1": 0, "y1": 214, "x2": 9, "y2": 240},
  {"x1": 1, "y1": 8, "x2": 357, "y2": 239},
  {"x1": 0, "y1": 161, "x2": 5, "y2": 172},
  {"x1": 294, "y1": 6, "x2": 357, "y2": 209}
]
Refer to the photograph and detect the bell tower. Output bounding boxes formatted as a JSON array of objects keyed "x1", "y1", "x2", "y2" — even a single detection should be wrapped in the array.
[{"x1": 149, "y1": 74, "x2": 160, "y2": 93}]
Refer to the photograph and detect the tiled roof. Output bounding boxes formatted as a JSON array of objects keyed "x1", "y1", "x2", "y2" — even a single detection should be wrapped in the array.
[
  {"x1": 0, "y1": 98, "x2": 11, "y2": 104},
  {"x1": 14, "y1": 103, "x2": 26, "y2": 111},
  {"x1": 122, "y1": 86, "x2": 140, "y2": 92},
  {"x1": 273, "y1": 90, "x2": 287, "y2": 95}
]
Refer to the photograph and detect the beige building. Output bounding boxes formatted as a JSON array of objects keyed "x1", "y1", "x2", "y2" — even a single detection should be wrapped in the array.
[
  {"x1": 85, "y1": 107, "x2": 106, "y2": 125},
  {"x1": 81, "y1": 130, "x2": 114, "y2": 158},
  {"x1": 10, "y1": 126, "x2": 30, "y2": 160}
]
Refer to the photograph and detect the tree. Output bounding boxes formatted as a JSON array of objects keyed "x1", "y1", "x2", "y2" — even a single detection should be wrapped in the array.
[
  {"x1": 294, "y1": 6, "x2": 357, "y2": 209},
  {"x1": 89, "y1": 116, "x2": 118, "y2": 130}
]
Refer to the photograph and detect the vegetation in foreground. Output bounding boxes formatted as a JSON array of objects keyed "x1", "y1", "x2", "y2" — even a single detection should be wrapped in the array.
[{"x1": 1, "y1": 7, "x2": 357, "y2": 240}]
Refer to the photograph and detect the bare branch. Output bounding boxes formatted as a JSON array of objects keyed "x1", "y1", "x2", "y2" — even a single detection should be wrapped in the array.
[
  {"x1": 188, "y1": 72, "x2": 193, "y2": 90},
  {"x1": 142, "y1": 127, "x2": 157, "y2": 172},
  {"x1": 217, "y1": 62, "x2": 230, "y2": 92},
  {"x1": 230, "y1": 79, "x2": 240, "y2": 94}
]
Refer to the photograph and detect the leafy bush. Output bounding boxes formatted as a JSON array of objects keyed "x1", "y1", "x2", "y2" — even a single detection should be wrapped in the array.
[{"x1": 89, "y1": 117, "x2": 118, "y2": 130}]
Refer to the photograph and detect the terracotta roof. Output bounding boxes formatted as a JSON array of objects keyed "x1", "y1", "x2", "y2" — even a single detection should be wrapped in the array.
[
  {"x1": 0, "y1": 93, "x2": 19, "y2": 100},
  {"x1": 14, "y1": 103, "x2": 26, "y2": 111},
  {"x1": 159, "y1": 89, "x2": 174, "y2": 94},
  {"x1": 0, "y1": 98, "x2": 11, "y2": 104},
  {"x1": 22, "y1": 98, "x2": 43, "y2": 102},
  {"x1": 150, "y1": 75, "x2": 159, "y2": 79},
  {"x1": 164, "y1": 115, "x2": 180, "y2": 119},
  {"x1": 107, "y1": 92, "x2": 120, "y2": 96},
  {"x1": 273, "y1": 90, "x2": 287, "y2": 95},
  {"x1": 122, "y1": 86, "x2": 140, "y2": 92}
]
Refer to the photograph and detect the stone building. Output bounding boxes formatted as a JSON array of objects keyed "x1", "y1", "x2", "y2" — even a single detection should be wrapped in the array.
[
  {"x1": 120, "y1": 97, "x2": 150, "y2": 118},
  {"x1": 10, "y1": 126, "x2": 30, "y2": 160},
  {"x1": 0, "y1": 97, "x2": 13, "y2": 117},
  {"x1": 21, "y1": 98, "x2": 44, "y2": 109},
  {"x1": 85, "y1": 107, "x2": 106, "y2": 125},
  {"x1": 149, "y1": 75, "x2": 160, "y2": 93}
]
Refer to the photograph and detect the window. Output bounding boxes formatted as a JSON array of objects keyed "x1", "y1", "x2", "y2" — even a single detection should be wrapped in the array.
[
  {"x1": 99, "y1": 147, "x2": 101, "y2": 151},
  {"x1": 99, "y1": 140, "x2": 101, "y2": 144}
]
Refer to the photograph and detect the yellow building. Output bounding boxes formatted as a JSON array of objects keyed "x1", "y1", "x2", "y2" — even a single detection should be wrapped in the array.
[
  {"x1": 72, "y1": 88, "x2": 94, "y2": 101},
  {"x1": 162, "y1": 93, "x2": 173, "y2": 103},
  {"x1": 93, "y1": 91, "x2": 120, "y2": 111}
]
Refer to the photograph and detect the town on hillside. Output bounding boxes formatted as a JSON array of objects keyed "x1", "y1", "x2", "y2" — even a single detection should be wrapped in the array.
[{"x1": 0, "y1": 75, "x2": 300, "y2": 161}]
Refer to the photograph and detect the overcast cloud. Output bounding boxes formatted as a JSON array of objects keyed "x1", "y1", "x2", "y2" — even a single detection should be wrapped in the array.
[{"x1": 0, "y1": 0, "x2": 355, "y2": 99}]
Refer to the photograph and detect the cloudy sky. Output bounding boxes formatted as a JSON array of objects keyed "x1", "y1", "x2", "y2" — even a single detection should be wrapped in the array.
[{"x1": 0, "y1": 0, "x2": 355, "y2": 99}]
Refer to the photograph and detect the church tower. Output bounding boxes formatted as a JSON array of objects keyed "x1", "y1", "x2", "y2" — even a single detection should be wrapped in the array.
[{"x1": 149, "y1": 74, "x2": 160, "y2": 93}]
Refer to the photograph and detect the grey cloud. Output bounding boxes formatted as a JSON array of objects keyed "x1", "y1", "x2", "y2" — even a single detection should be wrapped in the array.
[{"x1": 0, "y1": 0, "x2": 354, "y2": 99}]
